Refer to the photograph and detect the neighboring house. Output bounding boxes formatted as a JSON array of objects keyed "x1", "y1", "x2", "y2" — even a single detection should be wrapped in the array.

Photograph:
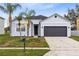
[
  {"x1": 0, "y1": 17, "x2": 4, "y2": 34},
  {"x1": 76, "y1": 16, "x2": 79, "y2": 31},
  {"x1": 11, "y1": 13, "x2": 71, "y2": 37},
  {"x1": 71, "y1": 21, "x2": 76, "y2": 30}
]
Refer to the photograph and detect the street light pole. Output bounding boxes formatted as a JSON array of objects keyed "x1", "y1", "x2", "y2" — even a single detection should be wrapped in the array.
[
  {"x1": 24, "y1": 38, "x2": 25, "y2": 53},
  {"x1": 22, "y1": 37, "x2": 26, "y2": 55}
]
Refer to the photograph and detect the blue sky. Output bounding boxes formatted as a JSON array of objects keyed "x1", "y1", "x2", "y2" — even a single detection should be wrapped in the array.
[{"x1": 0, "y1": 3, "x2": 78, "y2": 27}]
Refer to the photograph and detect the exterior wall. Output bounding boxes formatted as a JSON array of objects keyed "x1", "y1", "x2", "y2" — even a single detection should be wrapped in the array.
[
  {"x1": 11, "y1": 19, "x2": 41, "y2": 36},
  {"x1": 0, "y1": 19, "x2": 4, "y2": 34},
  {"x1": 38, "y1": 23, "x2": 41, "y2": 36},
  {"x1": 11, "y1": 20, "x2": 32, "y2": 36},
  {"x1": 40, "y1": 15, "x2": 71, "y2": 37},
  {"x1": 41, "y1": 15, "x2": 69, "y2": 23}
]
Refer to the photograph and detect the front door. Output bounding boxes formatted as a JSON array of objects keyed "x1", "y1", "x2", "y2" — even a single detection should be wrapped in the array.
[{"x1": 34, "y1": 24, "x2": 38, "y2": 36}]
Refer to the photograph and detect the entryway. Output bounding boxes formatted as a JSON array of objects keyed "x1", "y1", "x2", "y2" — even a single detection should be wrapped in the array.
[{"x1": 34, "y1": 24, "x2": 38, "y2": 36}]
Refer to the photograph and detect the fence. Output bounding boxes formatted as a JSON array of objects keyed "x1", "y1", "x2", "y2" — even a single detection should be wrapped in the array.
[{"x1": 71, "y1": 30, "x2": 79, "y2": 36}]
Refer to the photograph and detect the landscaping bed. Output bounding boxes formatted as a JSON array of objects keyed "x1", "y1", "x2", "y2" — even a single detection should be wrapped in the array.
[
  {"x1": 71, "y1": 36, "x2": 79, "y2": 41},
  {"x1": 0, "y1": 49, "x2": 49, "y2": 56},
  {"x1": 0, "y1": 33, "x2": 49, "y2": 47}
]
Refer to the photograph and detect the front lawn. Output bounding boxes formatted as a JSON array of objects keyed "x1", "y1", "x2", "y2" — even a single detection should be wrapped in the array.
[
  {"x1": 0, "y1": 33, "x2": 49, "y2": 47},
  {"x1": 71, "y1": 36, "x2": 79, "y2": 41},
  {"x1": 0, "y1": 49, "x2": 49, "y2": 56}
]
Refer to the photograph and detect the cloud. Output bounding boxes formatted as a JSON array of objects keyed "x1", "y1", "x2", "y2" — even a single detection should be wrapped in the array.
[{"x1": 21, "y1": 3, "x2": 58, "y2": 11}]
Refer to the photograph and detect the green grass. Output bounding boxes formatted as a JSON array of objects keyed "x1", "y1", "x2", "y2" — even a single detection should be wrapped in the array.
[
  {"x1": 0, "y1": 33, "x2": 11, "y2": 44},
  {"x1": 71, "y1": 36, "x2": 79, "y2": 41},
  {"x1": 0, "y1": 49, "x2": 49, "y2": 56},
  {"x1": 0, "y1": 33, "x2": 49, "y2": 47}
]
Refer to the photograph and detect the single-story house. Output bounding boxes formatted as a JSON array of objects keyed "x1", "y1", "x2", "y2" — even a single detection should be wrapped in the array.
[
  {"x1": 11, "y1": 13, "x2": 71, "y2": 37},
  {"x1": 0, "y1": 17, "x2": 5, "y2": 34}
]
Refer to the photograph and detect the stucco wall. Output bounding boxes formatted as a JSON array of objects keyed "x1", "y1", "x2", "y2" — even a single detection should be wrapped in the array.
[
  {"x1": 11, "y1": 19, "x2": 42, "y2": 36},
  {"x1": 11, "y1": 20, "x2": 32, "y2": 36}
]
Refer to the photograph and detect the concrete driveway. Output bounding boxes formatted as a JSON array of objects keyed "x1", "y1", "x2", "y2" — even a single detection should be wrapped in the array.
[{"x1": 44, "y1": 37, "x2": 79, "y2": 56}]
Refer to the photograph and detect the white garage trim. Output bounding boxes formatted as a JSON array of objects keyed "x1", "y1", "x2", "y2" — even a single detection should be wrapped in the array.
[{"x1": 40, "y1": 23, "x2": 71, "y2": 37}]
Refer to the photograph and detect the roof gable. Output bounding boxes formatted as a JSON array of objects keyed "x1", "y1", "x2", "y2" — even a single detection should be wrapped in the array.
[
  {"x1": 49, "y1": 13, "x2": 68, "y2": 20},
  {"x1": 41, "y1": 13, "x2": 69, "y2": 23}
]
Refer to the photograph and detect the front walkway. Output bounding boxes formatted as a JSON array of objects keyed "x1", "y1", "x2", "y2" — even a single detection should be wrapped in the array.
[{"x1": 44, "y1": 37, "x2": 79, "y2": 56}]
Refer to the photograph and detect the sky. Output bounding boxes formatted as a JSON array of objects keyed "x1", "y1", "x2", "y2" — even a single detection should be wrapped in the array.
[{"x1": 0, "y1": 3, "x2": 78, "y2": 27}]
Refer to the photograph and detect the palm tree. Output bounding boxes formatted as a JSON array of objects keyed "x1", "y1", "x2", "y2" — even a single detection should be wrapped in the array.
[
  {"x1": 65, "y1": 8, "x2": 77, "y2": 30},
  {"x1": 0, "y1": 3, "x2": 21, "y2": 32},
  {"x1": 20, "y1": 9, "x2": 35, "y2": 37},
  {"x1": 76, "y1": 4, "x2": 79, "y2": 16},
  {"x1": 65, "y1": 9, "x2": 76, "y2": 23},
  {"x1": 16, "y1": 15, "x2": 22, "y2": 38}
]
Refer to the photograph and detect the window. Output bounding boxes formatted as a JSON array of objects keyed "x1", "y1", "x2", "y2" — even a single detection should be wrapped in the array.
[{"x1": 16, "y1": 24, "x2": 25, "y2": 31}]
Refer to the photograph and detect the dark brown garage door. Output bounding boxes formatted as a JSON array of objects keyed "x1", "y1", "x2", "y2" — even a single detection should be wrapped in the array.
[{"x1": 44, "y1": 26, "x2": 67, "y2": 36}]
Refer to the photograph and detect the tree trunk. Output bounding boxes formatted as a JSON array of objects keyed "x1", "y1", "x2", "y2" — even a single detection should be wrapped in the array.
[
  {"x1": 27, "y1": 19, "x2": 30, "y2": 37},
  {"x1": 18, "y1": 21, "x2": 21, "y2": 38},
  {"x1": 75, "y1": 19, "x2": 77, "y2": 29},
  {"x1": 9, "y1": 12, "x2": 12, "y2": 33},
  {"x1": 27, "y1": 20, "x2": 30, "y2": 38}
]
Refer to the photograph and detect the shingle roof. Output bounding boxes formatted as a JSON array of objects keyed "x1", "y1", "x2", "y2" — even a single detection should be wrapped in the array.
[
  {"x1": 12, "y1": 15, "x2": 48, "y2": 21},
  {"x1": 30, "y1": 15, "x2": 48, "y2": 20},
  {"x1": 0, "y1": 16, "x2": 4, "y2": 20}
]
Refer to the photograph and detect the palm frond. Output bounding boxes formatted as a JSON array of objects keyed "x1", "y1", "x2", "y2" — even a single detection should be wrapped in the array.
[
  {"x1": 19, "y1": 12, "x2": 27, "y2": 16},
  {"x1": 16, "y1": 15, "x2": 22, "y2": 21},
  {"x1": 0, "y1": 5, "x2": 7, "y2": 13},
  {"x1": 11, "y1": 4, "x2": 21, "y2": 13},
  {"x1": 14, "y1": 4, "x2": 21, "y2": 9},
  {"x1": 28, "y1": 10, "x2": 36, "y2": 16}
]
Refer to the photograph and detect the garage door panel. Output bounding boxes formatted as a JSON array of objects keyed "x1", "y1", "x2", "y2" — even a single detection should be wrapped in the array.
[{"x1": 44, "y1": 26, "x2": 67, "y2": 36}]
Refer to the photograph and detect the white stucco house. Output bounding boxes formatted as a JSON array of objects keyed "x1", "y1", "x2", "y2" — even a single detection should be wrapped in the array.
[
  {"x1": 11, "y1": 13, "x2": 71, "y2": 37},
  {"x1": 0, "y1": 17, "x2": 4, "y2": 34}
]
